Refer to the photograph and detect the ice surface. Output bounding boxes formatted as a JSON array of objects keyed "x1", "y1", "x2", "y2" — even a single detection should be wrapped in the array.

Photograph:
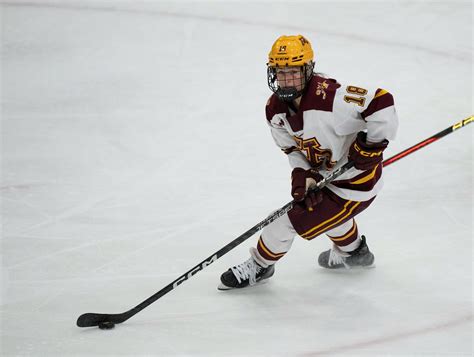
[{"x1": 1, "y1": 0, "x2": 472, "y2": 356}]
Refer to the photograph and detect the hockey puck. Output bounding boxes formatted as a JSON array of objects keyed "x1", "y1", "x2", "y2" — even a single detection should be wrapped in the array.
[{"x1": 98, "y1": 321, "x2": 115, "y2": 330}]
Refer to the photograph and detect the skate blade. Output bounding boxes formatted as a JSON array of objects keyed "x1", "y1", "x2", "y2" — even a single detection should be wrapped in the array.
[
  {"x1": 217, "y1": 278, "x2": 270, "y2": 291},
  {"x1": 352, "y1": 263, "x2": 376, "y2": 269},
  {"x1": 217, "y1": 283, "x2": 233, "y2": 291},
  {"x1": 322, "y1": 263, "x2": 376, "y2": 271}
]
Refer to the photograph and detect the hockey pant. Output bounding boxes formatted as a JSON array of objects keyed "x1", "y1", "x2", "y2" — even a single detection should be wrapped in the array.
[{"x1": 251, "y1": 188, "x2": 375, "y2": 267}]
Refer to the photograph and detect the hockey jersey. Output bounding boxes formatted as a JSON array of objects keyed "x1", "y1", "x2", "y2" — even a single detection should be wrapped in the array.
[{"x1": 266, "y1": 75, "x2": 399, "y2": 202}]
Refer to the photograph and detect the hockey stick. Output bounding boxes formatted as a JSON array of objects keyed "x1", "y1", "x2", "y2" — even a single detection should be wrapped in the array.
[
  {"x1": 76, "y1": 161, "x2": 354, "y2": 328},
  {"x1": 76, "y1": 115, "x2": 472, "y2": 329}
]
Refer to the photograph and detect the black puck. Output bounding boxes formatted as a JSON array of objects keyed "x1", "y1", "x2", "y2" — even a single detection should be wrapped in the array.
[{"x1": 98, "y1": 321, "x2": 115, "y2": 330}]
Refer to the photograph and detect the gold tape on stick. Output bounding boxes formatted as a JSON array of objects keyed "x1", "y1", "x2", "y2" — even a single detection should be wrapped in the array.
[{"x1": 452, "y1": 115, "x2": 473, "y2": 130}]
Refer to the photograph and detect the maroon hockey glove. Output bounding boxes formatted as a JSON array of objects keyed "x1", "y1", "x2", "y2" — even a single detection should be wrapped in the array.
[
  {"x1": 349, "y1": 132, "x2": 389, "y2": 171},
  {"x1": 291, "y1": 168, "x2": 324, "y2": 211}
]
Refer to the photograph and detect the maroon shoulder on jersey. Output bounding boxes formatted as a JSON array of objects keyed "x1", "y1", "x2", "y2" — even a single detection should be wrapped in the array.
[
  {"x1": 265, "y1": 94, "x2": 290, "y2": 122},
  {"x1": 300, "y1": 75, "x2": 341, "y2": 112},
  {"x1": 361, "y1": 89, "x2": 394, "y2": 120}
]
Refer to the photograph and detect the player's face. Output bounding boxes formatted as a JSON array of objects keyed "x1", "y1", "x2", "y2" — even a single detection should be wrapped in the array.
[{"x1": 276, "y1": 67, "x2": 304, "y2": 91}]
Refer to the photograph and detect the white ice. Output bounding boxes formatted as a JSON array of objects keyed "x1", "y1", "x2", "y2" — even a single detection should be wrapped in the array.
[{"x1": 1, "y1": 1, "x2": 472, "y2": 356}]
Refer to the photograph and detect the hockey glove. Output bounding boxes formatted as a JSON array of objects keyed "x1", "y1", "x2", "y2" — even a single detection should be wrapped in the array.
[
  {"x1": 349, "y1": 132, "x2": 388, "y2": 171},
  {"x1": 291, "y1": 168, "x2": 324, "y2": 211}
]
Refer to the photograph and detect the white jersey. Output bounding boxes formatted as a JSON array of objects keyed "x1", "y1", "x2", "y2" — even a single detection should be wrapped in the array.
[{"x1": 266, "y1": 75, "x2": 399, "y2": 202}]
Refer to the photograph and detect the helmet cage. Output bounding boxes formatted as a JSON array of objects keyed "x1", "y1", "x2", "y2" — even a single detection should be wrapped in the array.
[{"x1": 267, "y1": 62, "x2": 315, "y2": 101}]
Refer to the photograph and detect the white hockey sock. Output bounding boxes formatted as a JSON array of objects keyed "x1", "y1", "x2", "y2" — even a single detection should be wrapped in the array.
[{"x1": 338, "y1": 236, "x2": 362, "y2": 253}]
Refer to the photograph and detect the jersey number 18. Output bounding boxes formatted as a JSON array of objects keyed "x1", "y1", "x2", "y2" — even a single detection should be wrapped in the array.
[{"x1": 344, "y1": 86, "x2": 368, "y2": 107}]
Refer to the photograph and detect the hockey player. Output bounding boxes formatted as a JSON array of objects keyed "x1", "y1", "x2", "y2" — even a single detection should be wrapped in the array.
[{"x1": 219, "y1": 35, "x2": 398, "y2": 290}]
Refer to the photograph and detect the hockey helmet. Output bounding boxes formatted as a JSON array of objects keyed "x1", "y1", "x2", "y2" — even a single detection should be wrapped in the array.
[{"x1": 267, "y1": 35, "x2": 315, "y2": 101}]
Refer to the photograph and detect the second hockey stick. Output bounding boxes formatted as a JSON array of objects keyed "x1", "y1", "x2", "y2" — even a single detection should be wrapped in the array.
[{"x1": 76, "y1": 115, "x2": 472, "y2": 329}]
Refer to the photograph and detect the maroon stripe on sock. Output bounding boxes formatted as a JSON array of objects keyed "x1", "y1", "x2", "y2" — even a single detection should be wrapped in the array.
[
  {"x1": 257, "y1": 237, "x2": 286, "y2": 261},
  {"x1": 329, "y1": 223, "x2": 359, "y2": 247}
]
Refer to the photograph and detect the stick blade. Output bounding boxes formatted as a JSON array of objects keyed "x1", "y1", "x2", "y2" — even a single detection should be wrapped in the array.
[
  {"x1": 77, "y1": 313, "x2": 127, "y2": 328},
  {"x1": 77, "y1": 313, "x2": 109, "y2": 327}
]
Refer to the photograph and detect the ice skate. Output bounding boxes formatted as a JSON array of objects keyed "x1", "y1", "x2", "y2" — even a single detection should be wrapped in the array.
[
  {"x1": 318, "y1": 235, "x2": 374, "y2": 269},
  {"x1": 218, "y1": 257, "x2": 275, "y2": 290}
]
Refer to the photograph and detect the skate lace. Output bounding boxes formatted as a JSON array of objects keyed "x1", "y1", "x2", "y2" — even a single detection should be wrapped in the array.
[
  {"x1": 231, "y1": 258, "x2": 262, "y2": 286},
  {"x1": 328, "y1": 246, "x2": 350, "y2": 268}
]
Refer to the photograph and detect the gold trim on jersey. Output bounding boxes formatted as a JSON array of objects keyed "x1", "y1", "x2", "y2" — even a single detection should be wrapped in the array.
[
  {"x1": 349, "y1": 164, "x2": 379, "y2": 185},
  {"x1": 374, "y1": 89, "x2": 388, "y2": 99}
]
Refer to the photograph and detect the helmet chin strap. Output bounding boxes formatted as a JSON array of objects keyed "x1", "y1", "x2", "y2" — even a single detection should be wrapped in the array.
[{"x1": 276, "y1": 87, "x2": 300, "y2": 102}]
